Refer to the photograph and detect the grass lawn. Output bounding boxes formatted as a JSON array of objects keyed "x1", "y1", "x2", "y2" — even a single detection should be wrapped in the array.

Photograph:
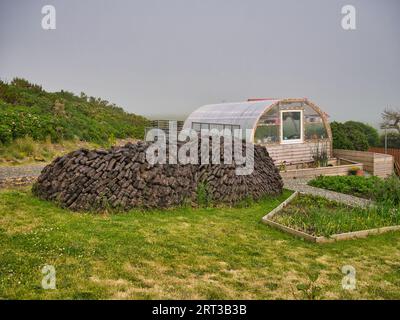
[
  {"x1": 272, "y1": 195, "x2": 400, "y2": 237},
  {"x1": 1, "y1": 188, "x2": 400, "y2": 299}
]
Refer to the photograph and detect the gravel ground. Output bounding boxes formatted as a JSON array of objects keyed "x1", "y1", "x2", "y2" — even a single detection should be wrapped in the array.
[
  {"x1": 0, "y1": 164, "x2": 46, "y2": 188},
  {"x1": 283, "y1": 177, "x2": 372, "y2": 207},
  {"x1": 0, "y1": 164, "x2": 46, "y2": 179}
]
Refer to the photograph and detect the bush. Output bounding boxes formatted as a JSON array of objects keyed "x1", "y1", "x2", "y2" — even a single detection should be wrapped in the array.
[
  {"x1": 344, "y1": 121, "x2": 380, "y2": 147},
  {"x1": 0, "y1": 124, "x2": 12, "y2": 144},
  {"x1": 331, "y1": 121, "x2": 371, "y2": 151},
  {"x1": 196, "y1": 182, "x2": 212, "y2": 207},
  {"x1": 308, "y1": 175, "x2": 381, "y2": 199},
  {"x1": 0, "y1": 78, "x2": 149, "y2": 145},
  {"x1": 309, "y1": 175, "x2": 400, "y2": 205},
  {"x1": 374, "y1": 175, "x2": 400, "y2": 206}
]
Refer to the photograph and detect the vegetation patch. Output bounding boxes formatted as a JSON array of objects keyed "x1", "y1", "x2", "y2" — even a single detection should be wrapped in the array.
[
  {"x1": 331, "y1": 121, "x2": 379, "y2": 151},
  {"x1": 0, "y1": 136, "x2": 102, "y2": 165},
  {"x1": 308, "y1": 175, "x2": 400, "y2": 205},
  {"x1": 271, "y1": 194, "x2": 400, "y2": 237},
  {"x1": 0, "y1": 78, "x2": 149, "y2": 146},
  {"x1": 308, "y1": 175, "x2": 380, "y2": 199}
]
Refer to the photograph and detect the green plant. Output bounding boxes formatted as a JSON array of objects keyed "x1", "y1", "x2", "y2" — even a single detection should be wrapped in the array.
[
  {"x1": 311, "y1": 140, "x2": 329, "y2": 167},
  {"x1": 236, "y1": 195, "x2": 255, "y2": 208},
  {"x1": 294, "y1": 271, "x2": 323, "y2": 300},
  {"x1": 308, "y1": 175, "x2": 380, "y2": 199},
  {"x1": 331, "y1": 121, "x2": 370, "y2": 151},
  {"x1": 345, "y1": 121, "x2": 380, "y2": 147},
  {"x1": 0, "y1": 137, "x2": 100, "y2": 165},
  {"x1": 375, "y1": 175, "x2": 400, "y2": 206},
  {"x1": 0, "y1": 78, "x2": 149, "y2": 145},
  {"x1": 273, "y1": 194, "x2": 400, "y2": 237},
  {"x1": 278, "y1": 161, "x2": 287, "y2": 172},
  {"x1": 308, "y1": 175, "x2": 400, "y2": 205},
  {"x1": 196, "y1": 182, "x2": 212, "y2": 207},
  {"x1": 380, "y1": 132, "x2": 400, "y2": 148}
]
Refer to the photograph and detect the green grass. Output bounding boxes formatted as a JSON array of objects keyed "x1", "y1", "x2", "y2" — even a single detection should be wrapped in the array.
[
  {"x1": 1, "y1": 188, "x2": 400, "y2": 299},
  {"x1": 0, "y1": 136, "x2": 101, "y2": 165},
  {"x1": 273, "y1": 195, "x2": 400, "y2": 237},
  {"x1": 0, "y1": 136, "x2": 137, "y2": 166}
]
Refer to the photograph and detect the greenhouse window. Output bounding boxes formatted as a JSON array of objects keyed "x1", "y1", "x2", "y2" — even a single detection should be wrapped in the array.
[{"x1": 281, "y1": 110, "x2": 303, "y2": 144}]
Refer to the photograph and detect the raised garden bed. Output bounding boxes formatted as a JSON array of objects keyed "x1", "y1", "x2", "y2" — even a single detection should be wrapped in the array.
[
  {"x1": 262, "y1": 193, "x2": 400, "y2": 243},
  {"x1": 279, "y1": 158, "x2": 363, "y2": 179}
]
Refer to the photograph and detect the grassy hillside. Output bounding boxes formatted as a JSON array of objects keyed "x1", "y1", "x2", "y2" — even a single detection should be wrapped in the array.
[{"x1": 0, "y1": 78, "x2": 149, "y2": 145}]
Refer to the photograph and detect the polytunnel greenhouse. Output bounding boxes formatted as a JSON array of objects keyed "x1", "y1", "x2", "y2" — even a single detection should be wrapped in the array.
[{"x1": 183, "y1": 98, "x2": 332, "y2": 164}]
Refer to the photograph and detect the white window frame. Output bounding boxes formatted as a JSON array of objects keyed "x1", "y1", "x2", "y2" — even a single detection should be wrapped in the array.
[{"x1": 280, "y1": 110, "x2": 304, "y2": 144}]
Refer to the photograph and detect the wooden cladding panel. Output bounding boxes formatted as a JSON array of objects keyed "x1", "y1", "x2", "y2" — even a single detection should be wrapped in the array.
[
  {"x1": 333, "y1": 149, "x2": 393, "y2": 178},
  {"x1": 264, "y1": 141, "x2": 331, "y2": 164}
]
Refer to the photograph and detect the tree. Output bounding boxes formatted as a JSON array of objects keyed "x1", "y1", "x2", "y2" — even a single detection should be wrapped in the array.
[
  {"x1": 344, "y1": 121, "x2": 379, "y2": 147},
  {"x1": 382, "y1": 108, "x2": 400, "y2": 133},
  {"x1": 331, "y1": 121, "x2": 369, "y2": 151},
  {"x1": 380, "y1": 132, "x2": 400, "y2": 149}
]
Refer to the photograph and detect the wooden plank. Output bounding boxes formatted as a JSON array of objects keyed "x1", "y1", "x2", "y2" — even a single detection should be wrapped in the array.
[
  {"x1": 316, "y1": 225, "x2": 400, "y2": 243},
  {"x1": 263, "y1": 219, "x2": 317, "y2": 242},
  {"x1": 263, "y1": 191, "x2": 299, "y2": 219},
  {"x1": 334, "y1": 149, "x2": 393, "y2": 177},
  {"x1": 280, "y1": 163, "x2": 364, "y2": 179},
  {"x1": 265, "y1": 141, "x2": 331, "y2": 164}
]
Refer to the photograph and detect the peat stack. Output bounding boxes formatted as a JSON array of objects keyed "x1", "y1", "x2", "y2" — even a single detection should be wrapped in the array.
[{"x1": 32, "y1": 140, "x2": 283, "y2": 211}]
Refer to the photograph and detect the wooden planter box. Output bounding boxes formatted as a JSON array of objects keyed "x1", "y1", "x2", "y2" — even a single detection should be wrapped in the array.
[
  {"x1": 333, "y1": 149, "x2": 394, "y2": 178},
  {"x1": 280, "y1": 159, "x2": 363, "y2": 179},
  {"x1": 261, "y1": 192, "x2": 400, "y2": 243}
]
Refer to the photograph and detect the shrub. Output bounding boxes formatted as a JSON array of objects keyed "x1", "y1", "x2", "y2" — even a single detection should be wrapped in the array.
[
  {"x1": 196, "y1": 182, "x2": 212, "y2": 207},
  {"x1": 309, "y1": 175, "x2": 400, "y2": 206},
  {"x1": 311, "y1": 141, "x2": 329, "y2": 167},
  {"x1": 0, "y1": 124, "x2": 12, "y2": 144},
  {"x1": 331, "y1": 121, "x2": 370, "y2": 151},
  {"x1": 345, "y1": 121, "x2": 380, "y2": 147},
  {"x1": 374, "y1": 175, "x2": 400, "y2": 206},
  {"x1": 0, "y1": 78, "x2": 149, "y2": 145},
  {"x1": 308, "y1": 175, "x2": 380, "y2": 199}
]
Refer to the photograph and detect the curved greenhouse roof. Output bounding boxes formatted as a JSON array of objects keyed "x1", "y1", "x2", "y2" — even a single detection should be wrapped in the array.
[
  {"x1": 183, "y1": 98, "x2": 332, "y2": 144},
  {"x1": 183, "y1": 99, "x2": 280, "y2": 133}
]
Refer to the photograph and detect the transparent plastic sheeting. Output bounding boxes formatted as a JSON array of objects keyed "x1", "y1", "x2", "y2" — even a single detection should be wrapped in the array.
[{"x1": 183, "y1": 100, "x2": 280, "y2": 141}]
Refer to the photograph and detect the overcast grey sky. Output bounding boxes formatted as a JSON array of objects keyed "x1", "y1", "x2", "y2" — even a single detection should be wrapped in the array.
[{"x1": 0, "y1": 0, "x2": 399, "y2": 126}]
